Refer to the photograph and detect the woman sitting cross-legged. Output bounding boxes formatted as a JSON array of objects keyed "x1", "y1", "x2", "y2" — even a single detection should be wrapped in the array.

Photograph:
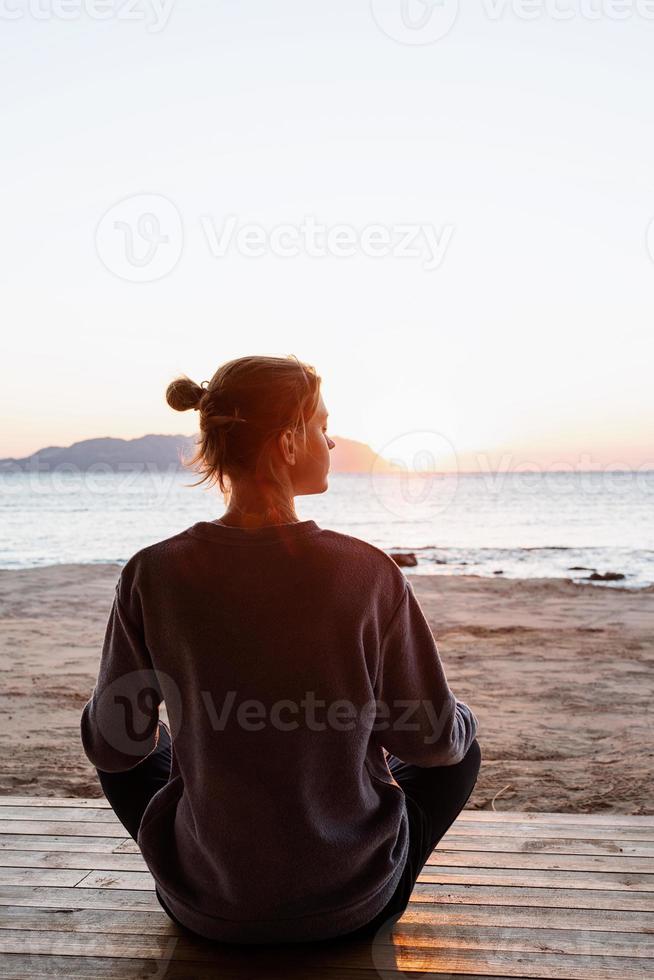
[{"x1": 80, "y1": 353, "x2": 481, "y2": 945}]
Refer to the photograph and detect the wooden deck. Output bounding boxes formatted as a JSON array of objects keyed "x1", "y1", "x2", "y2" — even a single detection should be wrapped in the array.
[{"x1": 0, "y1": 797, "x2": 652, "y2": 978}]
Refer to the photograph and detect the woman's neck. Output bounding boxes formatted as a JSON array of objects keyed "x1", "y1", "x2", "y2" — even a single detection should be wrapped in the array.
[{"x1": 216, "y1": 499, "x2": 299, "y2": 529}]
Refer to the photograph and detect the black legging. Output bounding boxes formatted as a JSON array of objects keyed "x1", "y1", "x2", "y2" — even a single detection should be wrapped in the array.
[
  {"x1": 96, "y1": 722, "x2": 481, "y2": 942},
  {"x1": 338, "y1": 737, "x2": 482, "y2": 941}
]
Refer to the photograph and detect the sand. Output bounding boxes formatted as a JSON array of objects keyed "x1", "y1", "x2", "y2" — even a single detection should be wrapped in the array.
[{"x1": 0, "y1": 564, "x2": 652, "y2": 814}]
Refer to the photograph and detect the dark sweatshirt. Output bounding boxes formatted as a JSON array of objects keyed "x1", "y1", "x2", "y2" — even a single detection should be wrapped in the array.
[{"x1": 80, "y1": 518, "x2": 478, "y2": 943}]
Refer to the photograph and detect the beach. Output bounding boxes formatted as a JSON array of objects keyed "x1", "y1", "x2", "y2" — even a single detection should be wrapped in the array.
[{"x1": 1, "y1": 563, "x2": 652, "y2": 814}]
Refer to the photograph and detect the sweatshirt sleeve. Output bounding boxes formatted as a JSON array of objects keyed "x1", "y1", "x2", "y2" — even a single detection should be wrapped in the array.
[
  {"x1": 80, "y1": 575, "x2": 163, "y2": 773},
  {"x1": 373, "y1": 580, "x2": 478, "y2": 767}
]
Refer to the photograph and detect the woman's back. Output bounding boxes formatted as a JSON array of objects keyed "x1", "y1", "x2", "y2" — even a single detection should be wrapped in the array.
[{"x1": 80, "y1": 517, "x2": 477, "y2": 943}]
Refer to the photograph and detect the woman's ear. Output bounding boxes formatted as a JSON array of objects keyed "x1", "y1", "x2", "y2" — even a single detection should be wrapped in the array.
[{"x1": 278, "y1": 428, "x2": 296, "y2": 465}]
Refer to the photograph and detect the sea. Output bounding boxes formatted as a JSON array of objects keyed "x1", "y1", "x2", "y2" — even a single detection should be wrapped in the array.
[{"x1": 1, "y1": 470, "x2": 653, "y2": 589}]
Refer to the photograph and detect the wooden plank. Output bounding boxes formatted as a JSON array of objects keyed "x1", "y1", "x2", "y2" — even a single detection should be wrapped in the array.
[
  {"x1": 0, "y1": 958, "x2": 464, "y2": 980},
  {"x1": 2, "y1": 799, "x2": 651, "y2": 826},
  {"x1": 368, "y1": 947, "x2": 652, "y2": 979},
  {"x1": 3, "y1": 800, "x2": 651, "y2": 827},
  {"x1": 0, "y1": 835, "x2": 132, "y2": 854},
  {"x1": 4, "y1": 819, "x2": 654, "y2": 845},
  {"x1": 0, "y1": 885, "x2": 161, "y2": 912},
  {"x1": 391, "y1": 923, "x2": 654, "y2": 956},
  {"x1": 0, "y1": 869, "x2": 88, "y2": 888},
  {"x1": 413, "y1": 882, "x2": 654, "y2": 911},
  {"x1": 436, "y1": 835, "x2": 654, "y2": 857},
  {"x1": 3, "y1": 846, "x2": 650, "y2": 877},
  {"x1": 0, "y1": 934, "x2": 651, "y2": 980},
  {"x1": 2, "y1": 901, "x2": 653, "y2": 937},
  {"x1": 0, "y1": 905, "x2": 177, "y2": 934},
  {"x1": 1, "y1": 923, "x2": 652, "y2": 957},
  {"x1": 95, "y1": 864, "x2": 653, "y2": 897},
  {"x1": 458, "y1": 811, "x2": 654, "y2": 828},
  {"x1": 3, "y1": 810, "x2": 650, "y2": 845},
  {"x1": 428, "y1": 850, "x2": 654, "y2": 873},
  {"x1": 402, "y1": 901, "x2": 654, "y2": 934},
  {"x1": 3, "y1": 805, "x2": 653, "y2": 842},
  {"x1": 418, "y1": 866, "x2": 654, "y2": 892},
  {"x1": 441, "y1": 822, "x2": 654, "y2": 842},
  {"x1": 0, "y1": 798, "x2": 110, "y2": 809},
  {"x1": 0, "y1": 822, "x2": 126, "y2": 838},
  {"x1": 3, "y1": 880, "x2": 654, "y2": 914},
  {"x1": 0, "y1": 850, "x2": 146, "y2": 872},
  {"x1": 0, "y1": 807, "x2": 119, "y2": 824},
  {"x1": 8, "y1": 831, "x2": 654, "y2": 860}
]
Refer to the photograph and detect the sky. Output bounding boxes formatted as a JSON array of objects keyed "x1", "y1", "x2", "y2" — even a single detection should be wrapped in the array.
[{"x1": 1, "y1": 0, "x2": 653, "y2": 474}]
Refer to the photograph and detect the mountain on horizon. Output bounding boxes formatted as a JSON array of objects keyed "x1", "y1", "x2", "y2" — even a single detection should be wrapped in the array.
[{"x1": 0, "y1": 433, "x2": 400, "y2": 475}]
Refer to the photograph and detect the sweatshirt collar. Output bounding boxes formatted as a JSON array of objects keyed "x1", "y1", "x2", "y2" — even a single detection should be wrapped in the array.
[{"x1": 185, "y1": 519, "x2": 321, "y2": 546}]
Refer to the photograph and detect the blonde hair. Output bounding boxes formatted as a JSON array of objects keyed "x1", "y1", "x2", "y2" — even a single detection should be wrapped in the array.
[{"x1": 166, "y1": 354, "x2": 322, "y2": 495}]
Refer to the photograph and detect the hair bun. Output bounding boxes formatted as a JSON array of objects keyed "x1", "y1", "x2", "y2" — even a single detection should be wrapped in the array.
[{"x1": 165, "y1": 375, "x2": 207, "y2": 412}]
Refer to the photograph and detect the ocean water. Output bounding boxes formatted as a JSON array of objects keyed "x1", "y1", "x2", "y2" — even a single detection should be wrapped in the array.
[{"x1": 1, "y1": 470, "x2": 653, "y2": 588}]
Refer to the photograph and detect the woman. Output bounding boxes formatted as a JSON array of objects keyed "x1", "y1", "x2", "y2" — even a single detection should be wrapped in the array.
[{"x1": 80, "y1": 354, "x2": 480, "y2": 945}]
